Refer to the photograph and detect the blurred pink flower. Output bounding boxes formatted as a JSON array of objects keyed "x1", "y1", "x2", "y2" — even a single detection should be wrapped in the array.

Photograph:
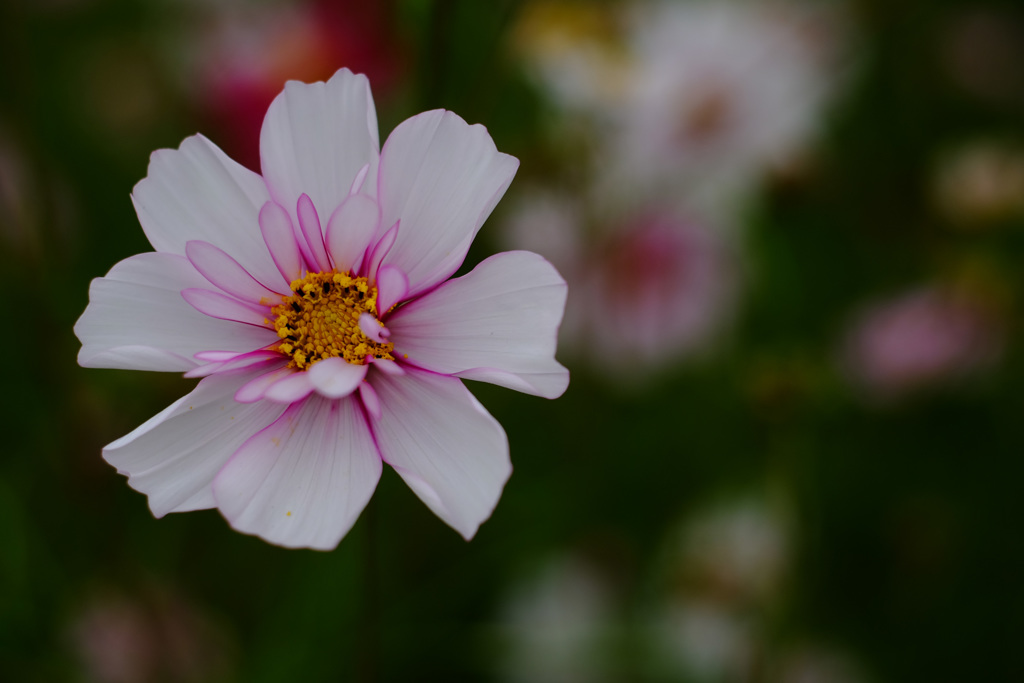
[
  {"x1": 185, "y1": 0, "x2": 405, "y2": 170},
  {"x1": 505, "y1": 195, "x2": 736, "y2": 380},
  {"x1": 841, "y1": 286, "x2": 1003, "y2": 399},
  {"x1": 75, "y1": 69, "x2": 568, "y2": 550}
]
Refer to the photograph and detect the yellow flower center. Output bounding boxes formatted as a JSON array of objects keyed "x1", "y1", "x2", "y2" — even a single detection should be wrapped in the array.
[{"x1": 269, "y1": 271, "x2": 394, "y2": 370}]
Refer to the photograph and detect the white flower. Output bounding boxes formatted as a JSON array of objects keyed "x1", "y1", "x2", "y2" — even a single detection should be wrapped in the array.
[
  {"x1": 75, "y1": 69, "x2": 569, "y2": 550},
  {"x1": 602, "y1": 0, "x2": 838, "y2": 217}
]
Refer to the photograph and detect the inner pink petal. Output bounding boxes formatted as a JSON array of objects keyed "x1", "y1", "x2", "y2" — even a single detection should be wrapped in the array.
[
  {"x1": 264, "y1": 371, "x2": 316, "y2": 404},
  {"x1": 186, "y1": 240, "x2": 284, "y2": 302},
  {"x1": 259, "y1": 201, "x2": 305, "y2": 284},
  {"x1": 235, "y1": 365, "x2": 293, "y2": 403},
  {"x1": 307, "y1": 357, "x2": 368, "y2": 399},
  {"x1": 181, "y1": 288, "x2": 271, "y2": 328},
  {"x1": 375, "y1": 264, "x2": 409, "y2": 318},
  {"x1": 326, "y1": 193, "x2": 379, "y2": 275},
  {"x1": 297, "y1": 194, "x2": 332, "y2": 273},
  {"x1": 363, "y1": 221, "x2": 399, "y2": 283},
  {"x1": 184, "y1": 350, "x2": 282, "y2": 378}
]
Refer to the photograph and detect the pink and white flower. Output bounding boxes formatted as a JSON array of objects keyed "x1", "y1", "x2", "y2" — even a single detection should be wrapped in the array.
[{"x1": 75, "y1": 69, "x2": 569, "y2": 550}]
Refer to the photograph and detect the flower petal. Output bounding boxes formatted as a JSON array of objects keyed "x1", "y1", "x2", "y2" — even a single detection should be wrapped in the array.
[
  {"x1": 375, "y1": 264, "x2": 409, "y2": 317},
  {"x1": 263, "y1": 370, "x2": 317, "y2": 404},
  {"x1": 296, "y1": 193, "x2": 331, "y2": 273},
  {"x1": 370, "y1": 368, "x2": 511, "y2": 540},
  {"x1": 181, "y1": 289, "x2": 272, "y2": 328},
  {"x1": 387, "y1": 251, "x2": 569, "y2": 399},
  {"x1": 325, "y1": 193, "x2": 379, "y2": 273},
  {"x1": 376, "y1": 109, "x2": 519, "y2": 297},
  {"x1": 307, "y1": 357, "x2": 368, "y2": 399},
  {"x1": 235, "y1": 365, "x2": 293, "y2": 404},
  {"x1": 260, "y1": 68, "x2": 380, "y2": 233},
  {"x1": 76, "y1": 253, "x2": 279, "y2": 371},
  {"x1": 259, "y1": 201, "x2": 305, "y2": 283},
  {"x1": 103, "y1": 367, "x2": 288, "y2": 517},
  {"x1": 212, "y1": 395, "x2": 382, "y2": 550},
  {"x1": 184, "y1": 350, "x2": 282, "y2": 379},
  {"x1": 185, "y1": 240, "x2": 282, "y2": 303},
  {"x1": 131, "y1": 134, "x2": 285, "y2": 291}
]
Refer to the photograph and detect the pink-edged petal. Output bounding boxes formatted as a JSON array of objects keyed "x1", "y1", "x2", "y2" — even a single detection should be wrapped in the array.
[
  {"x1": 296, "y1": 193, "x2": 332, "y2": 273},
  {"x1": 260, "y1": 68, "x2": 380, "y2": 234},
  {"x1": 182, "y1": 289, "x2": 272, "y2": 328},
  {"x1": 325, "y1": 193, "x2": 379, "y2": 273},
  {"x1": 376, "y1": 109, "x2": 519, "y2": 297},
  {"x1": 369, "y1": 367, "x2": 510, "y2": 540},
  {"x1": 375, "y1": 264, "x2": 409, "y2": 317},
  {"x1": 184, "y1": 350, "x2": 282, "y2": 378},
  {"x1": 131, "y1": 134, "x2": 285, "y2": 291},
  {"x1": 263, "y1": 370, "x2": 316, "y2": 404},
  {"x1": 195, "y1": 350, "x2": 244, "y2": 362},
  {"x1": 363, "y1": 221, "x2": 398, "y2": 282},
  {"x1": 369, "y1": 357, "x2": 405, "y2": 376},
  {"x1": 235, "y1": 365, "x2": 293, "y2": 403},
  {"x1": 103, "y1": 366, "x2": 288, "y2": 517},
  {"x1": 259, "y1": 201, "x2": 305, "y2": 284},
  {"x1": 76, "y1": 252, "x2": 279, "y2": 371},
  {"x1": 213, "y1": 395, "x2": 382, "y2": 550},
  {"x1": 358, "y1": 313, "x2": 390, "y2": 343},
  {"x1": 358, "y1": 382, "x2": 382, "y2": 420},
  {"x1": 388, "y1": 251, "x2": 569, "y2": 399},
  {"x1": 307, "y1": 357, "x2": 367, "y2": 399},
  {"x1": 185, "y1": 240, "x2": 282, "y2": 303}
]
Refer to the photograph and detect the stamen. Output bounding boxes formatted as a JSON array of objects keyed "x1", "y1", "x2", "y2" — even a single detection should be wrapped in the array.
[{"x1": 270, "y1": 271, "x2": 395, "y2": 370}]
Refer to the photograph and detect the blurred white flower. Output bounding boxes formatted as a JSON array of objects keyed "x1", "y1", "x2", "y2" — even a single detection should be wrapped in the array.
[
  {"x1": 495, "y1": 554, "x2": 616, "y2": 683},
  {"x1": 650, "y1": 598, "x2": 755, "y2": 683},
  {"x1": 671, "y1": 496, "x2": 791, "y2": 604},
  {"x1": 599, "y1": 0, "x2": 840, "y2": 217}
]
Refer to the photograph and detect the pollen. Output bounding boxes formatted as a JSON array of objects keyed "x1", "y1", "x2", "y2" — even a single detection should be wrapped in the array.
[{"x1": 270, "y1": 271, "x2": 394, "y2": 370}]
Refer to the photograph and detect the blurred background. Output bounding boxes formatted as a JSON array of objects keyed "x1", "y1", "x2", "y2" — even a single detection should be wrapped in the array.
[{"x1": 2, "y1": 0, "x2": 1024, "y2": 680}]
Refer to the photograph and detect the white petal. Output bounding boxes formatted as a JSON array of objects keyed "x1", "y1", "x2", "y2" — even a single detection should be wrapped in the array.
[
  {"x1": 76, "y1": 253, "x2": 279, "y2": 371},
  {"x1": 325, "y1": 193, "x2": 379, "y2": 273},
  {"x1": 213, "y1": 395, "x2": 382, "y2": 550},
  {"x1": 388, "y1": 251, "x2": 569, "y2": 399},
  {"x1": 260, "y1": 69, "x2": 380, "y2": 234},
  {"x1": 131, "y1": 134, "x2": 285, "y2": 291},
  {"x1": 370, "y1": 368, "x2": 510, "y2": 540},
  {"x1": 377, "y1": 110, "x2": 519, "y2": 297},
  {"x1": 103, "y1": 367, "x2": 288, "y2": 517},
  {"x1": 307, "y1": 357, "x2": 367, "y2": 399}
]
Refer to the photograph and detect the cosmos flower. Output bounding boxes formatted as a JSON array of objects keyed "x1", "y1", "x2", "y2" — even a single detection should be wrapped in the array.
[{"x1": 75, "y1": 69, "x2": 569, "y2": 550}]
